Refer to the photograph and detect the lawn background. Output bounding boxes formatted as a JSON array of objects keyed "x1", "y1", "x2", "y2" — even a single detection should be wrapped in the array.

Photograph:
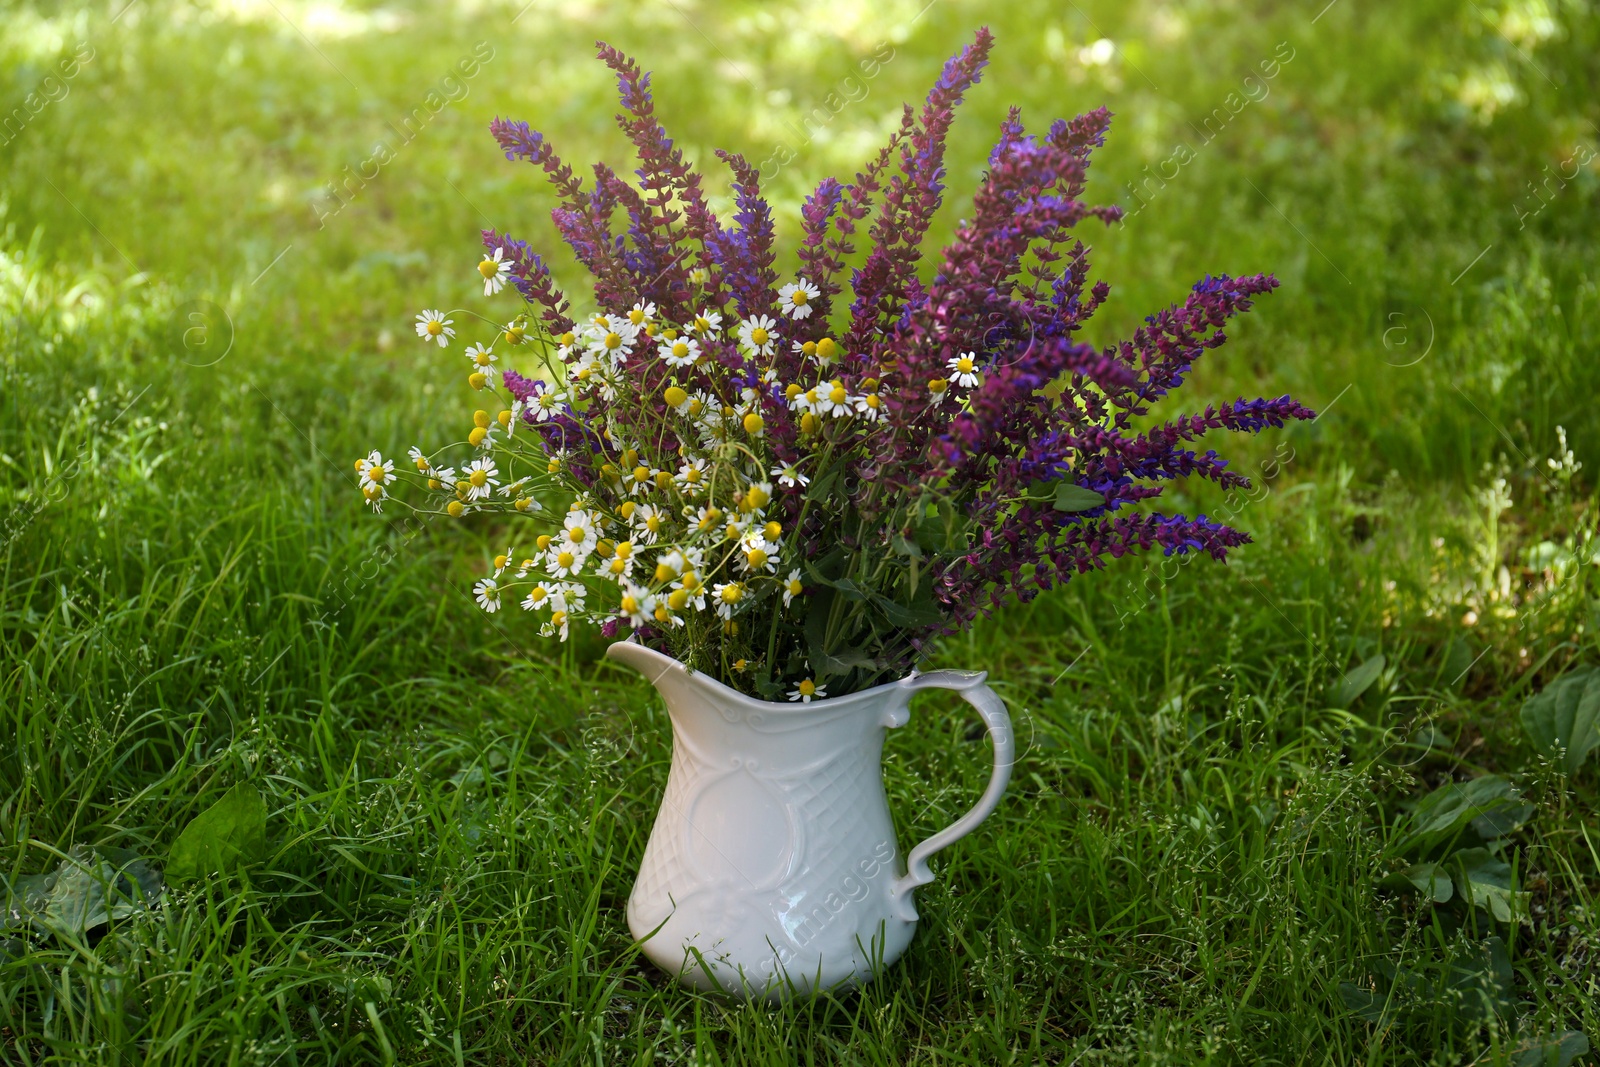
[{"x1": 2, "y1": 0, "x2": 1599, "y2": 1062}]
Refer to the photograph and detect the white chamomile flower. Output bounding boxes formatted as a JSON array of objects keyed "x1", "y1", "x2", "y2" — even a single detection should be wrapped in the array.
[
  {"x1": 815, "y1": 379, "x2": 853, "y2": 418},
  {"x1": 617, "y1": 583, "x2": 655, "y2": 628},
  {"x1": 561, "y1": 511, "x2": 599, "y2": 555},
  {"x1": 690, "y1": 308, "x2": 722, "y2": 338},
  {"x1": 673, "y1": 569, "x2": 708, "y2": 611},
  {"x1": 777, "y1": 278, "x2": 820, "y2": 320},
  {"x1": 407, "y1": 446, "x2": 427, "y2": 470},
  {"x1": 547, "y1": 545, "x2": 586, "y2": 579},
  {"x1": 492, "y1": 546, "x2": 514, "y2": 576},
  {"x1": 553, "y1": 581, "x2": 586, "y2": 611},
  {"x1": 947, "y1": 352, "x2": 982, "y2": 389},
  {"x1": 461, "y1": 457, "x2": 499, "y2": 502},
  {"x1": 737, "y1": 314, "x2": 779, "y2": 356},
  {"x1": 430, "y1": 466, "x2": 457, "y2": 491},
  {"x1": 659, "y1": 336, "x2": 701, "y2": 369},
  {"x1": 788, "y1": 678, "x2": 826, "y2": 703},
  {"x1": 543, "y1": 592, "x2": 574, "y2": 640},
  {"x1": 588, "y1": 317, "x2": 638, "y2": 364},
  {"x1": 782, "y1": 569, "x2": 804, "y2": 607},
  {"x1": 740, "y1": 534, "x2": 778, "y2": 574},
  {"x1": 415, "y1": 309, "x2": 455, "y2": 348},
  {"x1": 772, "y1": 462, "x2": 809, "y2": 488},
  {"x1": 356, "y1": 450, "x2": 394, "y2": 490},
  {"x1": 631, "y1": 503, "x2": 666, "y2": 544},
  {"x1": 521, "y1": 581, "x2": 552, "y2": 611},
  {"x1": 600, "y1": 540, "x2": 638, "y2": 581},
  {"x1": 627, "y1": 301, "x2": 657, "y2": 328},
  {"x1": 465, "y1": 343, "x2": 496, "y2": 376},
  {"x1": 477, "y1": 247, "x2": 512, "y2": 296},
  {"x1": 473, "y1": 577, "x2": 502, "y2": 613},
  {"x1": 854, "y1": 392, "x2": 885, "y2": 422},
  {"x1": 675, "y1": 459, "x2": 708, "y2": 496},
  {"x1": 530, "y1": 388, "x2": 567, "y2": 422},
  {"x1": 712, "y1": 581, "x2": 746, "y2": 620}
]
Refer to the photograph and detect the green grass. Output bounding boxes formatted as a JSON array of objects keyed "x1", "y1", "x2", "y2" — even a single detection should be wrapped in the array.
[{"x1": 3, "y1": 0, "x2": 1599, "y2": 1062}]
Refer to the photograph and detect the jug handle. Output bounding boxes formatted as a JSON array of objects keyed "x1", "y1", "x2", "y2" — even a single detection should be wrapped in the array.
[{"x1": 888, "y1": 670, "x2": 1014, "y2": 922}]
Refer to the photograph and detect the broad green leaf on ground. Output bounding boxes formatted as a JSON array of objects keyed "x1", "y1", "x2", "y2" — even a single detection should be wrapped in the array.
[
  {"x1": 1520, "y1": 666, "x2": 1600, "y2": 775},
  {"x1": 1396, "y1": 775, "x2": 1532, "y2": 857},
  {"x1": 166, "y1": 782, "x2": 268, "y2": 883},
  {"x1": 1380, "y1": 861, "x2": 1454, "y2": 903},
  {"x1": 1328, "y1": 654, "x2": 1385, "y2": 708},
  {"x1": 1511, "y1": 1031, "x2": 1591, "y2": 1067},
  {"x1": 1450, "y1": 848, "x2": 1528, "y2": 923},
  {"x1": 2, "y1": 846, "x2": 162, "y2": 938}
]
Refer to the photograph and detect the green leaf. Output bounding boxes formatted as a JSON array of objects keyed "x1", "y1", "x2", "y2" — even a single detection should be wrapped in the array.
[
  {"x1": 1511, "y1": 1031, "x2": 1591, "y2": 1067},
  {"x1": 166, "y1": 782, "x2": 268, "y2": 883},
  {"x1": 1397, "y1": 775, "x2": 1529, "y2": 857},
  {"x1": 1446, "y1": 935, "x2": 1514, "y2": 1022},
  {"x1": 1380, "y1": 862, "x2": 1453, "y2": 903},
  {"x1": 876, "y1": 595, "x2": 945, "y2": 629},
  {"x1": 1451, "y1": 848, "x2": 1528, "y2": 923},
  {"x1": 1520, "y1": 666, "x2": 1600, "y2": 775},
  {"x1": 1053, "y1": 483, "x2": 1105, "y2": 512},
  {"x1": 1328, "y1": 654, "x2": 1385, "y2": 708},
  {"x1": 888, "y1": 532, "x2": 923, "y2": 558},
  {"x1": 3, "y1": 846, "x2": 162, "y2": 938},
  {"x1": 1337, "y1": 981, "x2": 1393, "y2": 1025}
]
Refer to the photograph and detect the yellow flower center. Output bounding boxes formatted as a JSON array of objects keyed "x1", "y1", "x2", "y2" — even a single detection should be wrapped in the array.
[
  {"x1": 556, "y1": 551, "x2": 575, "y2": 569},
  {"x1": 764, "y1": 521, "x2": 782, "y2": 540},
  {"x1": 816, "y1": 338, "x2": 838, "y2": 360},
  {"x1": 672, "y1": 342, "x2": 690, "y2": 359},
  {"x1": 475, "y1": 350, "x2": 492, "y2": 366},
  {"x1": 667, "y1": 589, "x2": 688, "y2": 610},
  {"x1": 426, "y1": 320, "x2": 443, "y2": 336},
  {"x1": 684, "y1": 467, "x2": 702, "y2": 484},
  {"x1": 568, "y1": 527, "x2": 586, "y2": 543},
  {"x1": 654, "y1": 605, "x2": 671, "y2": 622},
  {"x1": 743, "y1": 413, "x2": 764, "y2": 434},
  {"x1": 655, "y1": 563, "x2": 675, "y2": 583},
  {"x1": 694, "y1": 316, "x2": 710, "y2": 332},
  {"x1": 798, "y1": 679, "x2": 816, "y2": 697},
  {"x1": 957, "y1": 357, "x2": 975, "y2": 373},
  {"x1": 529, "y1": 586, "x2": 547, "y2": 604},
  {"x1": 619, "y1": 501, "x2": 636, "y2": 519},
  {"x1": 537, "y1": 535, "x2": 552, "y2": 551},
  {"x1": 790, "y1": 290, "x2": 808, "y2": 306},
  {"x1": 559, "y1": 332, "x2": 575, "y2": 346},
  {"x1": 750, "y1": 327, "x2": 768, "y2": 346},
  {"x1": 609, "y1": 558, "x2": 627, "y2": 575},
  {"x1": 366, "y1": 467, "x2": 385, "y2": 483},
  {"x1": 550, "y1": 610, "x2": 567, "y2": 626},
  {"x1": 494, "y1": 554, "x2": 508, "y2": 569},
  {"x1": 646, "y1": 515, "x2": 662, "y2": 533},
  {"x1": 615, "y1": 541, "x2": 633, "y2": 559},
  {"x1": 720, "y1": 584, "x2": 743, "y2": 604},
  {"x1": 469, "y1": 470, "x2": 488, "y2": 487},
  {"x1": 478, "y1": 258, "x2": 498, "y2": 279},
  {"x1": 745, "y1": 485, "x2": 770, "y2": 509},
  {"x1": 681, "y1": 571, "x2": 699, "y2": 590},
  {"x1": 633, "y1": 466, "x2": 650, "y2": 484},
  {"x1": 605, "y1": 332, "x2": 622, "y2": 350},
  {"x1": 474, "y1": 410, "x2": 491, "y2": 428},
  {"x1": 829, "y1": 385, "x2": 847, "y2": 404},
  {"x1": 629, "y1": 308, "x2": 646, "y2": 325},
  {"x1": 620, "y1": 595, "x2": 639, "y2": 613},
  {"x1": 664, "y1": 386, "x2": 688, "y2": 408},
  {"x1": 929, "y1": 378, "x2": 949, "y2": 394},
  {"x1": 747, "y1": 548, "x2": 768, "y2": 569}
]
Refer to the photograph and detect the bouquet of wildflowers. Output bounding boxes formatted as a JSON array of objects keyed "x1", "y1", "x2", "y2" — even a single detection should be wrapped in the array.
[{"x1": 357, "y1": 29, "x2": 1313, "y2": 701}]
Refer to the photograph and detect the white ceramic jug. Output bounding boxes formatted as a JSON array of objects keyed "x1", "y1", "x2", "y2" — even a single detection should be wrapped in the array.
[{"x1": 606, "y1": 641, "x2": 1014, "y2": 1001}]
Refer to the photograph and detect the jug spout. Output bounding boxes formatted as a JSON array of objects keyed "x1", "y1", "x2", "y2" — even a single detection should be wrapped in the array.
[{"x1": 605, "y1": 639, "x2": 720, "y2": 713}]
